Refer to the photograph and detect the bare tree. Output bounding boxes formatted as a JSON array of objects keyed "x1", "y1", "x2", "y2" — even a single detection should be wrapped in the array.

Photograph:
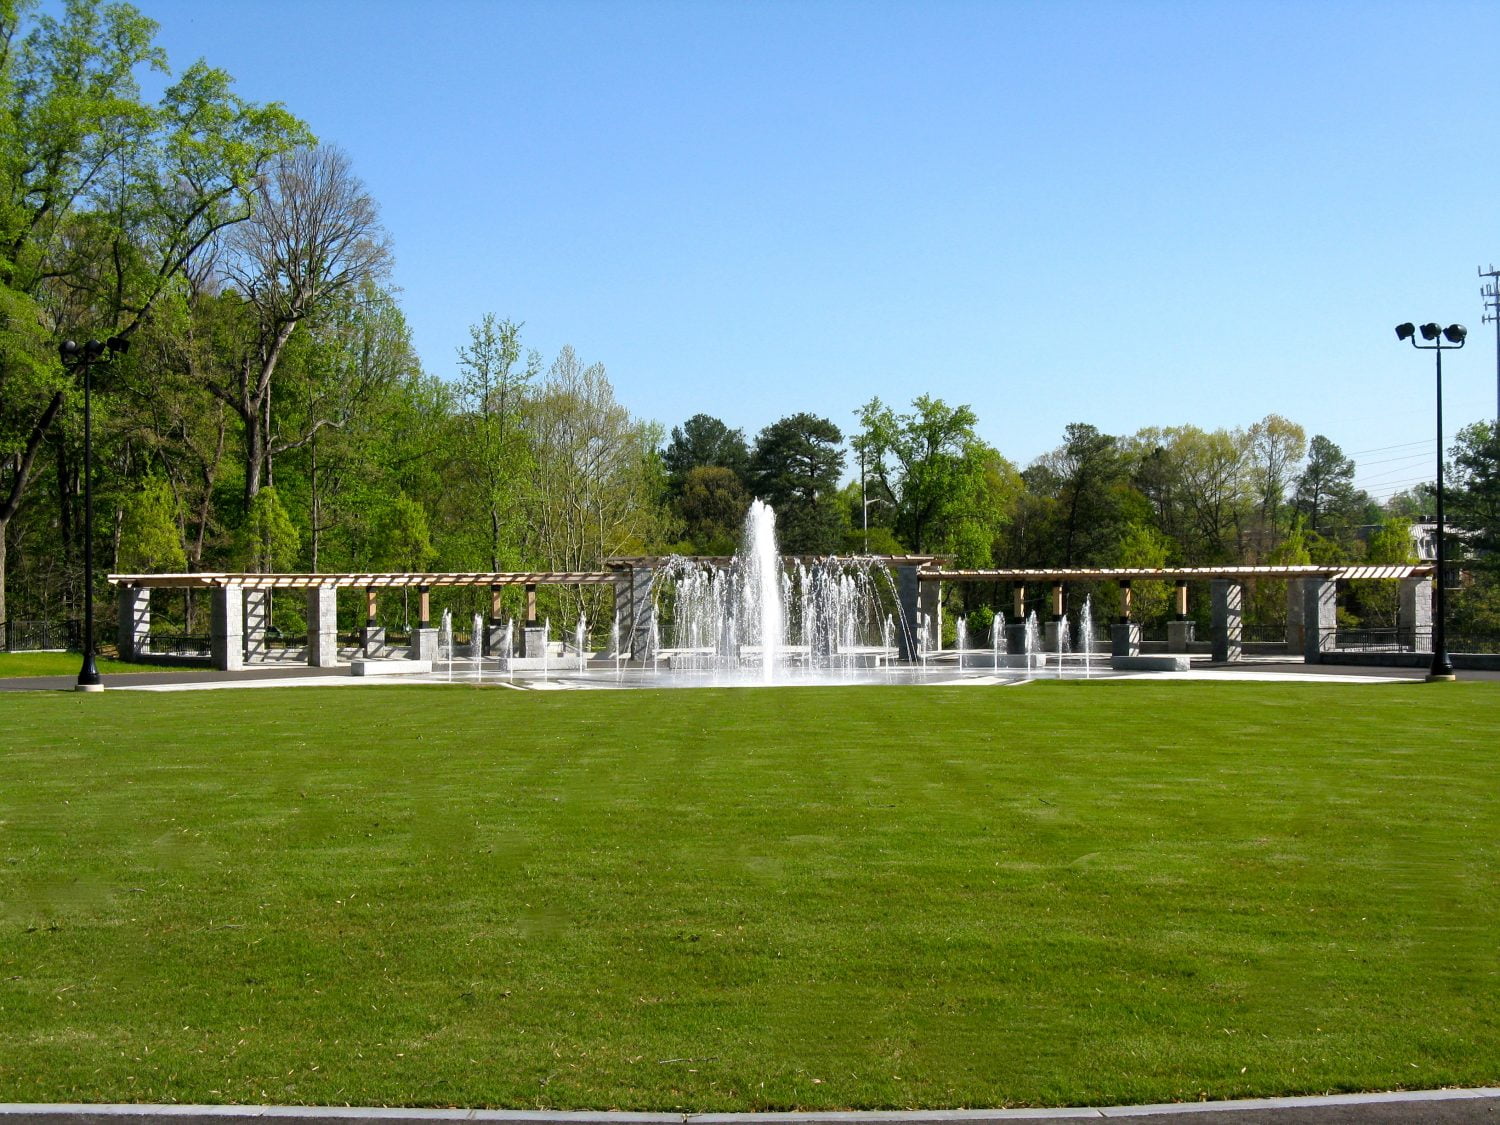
[{"x1": 212, "y1": 145, "x2": 392, "y2": 507}]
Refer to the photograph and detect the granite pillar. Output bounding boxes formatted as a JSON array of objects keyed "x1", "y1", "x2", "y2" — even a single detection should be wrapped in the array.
[
  {"x1": 1399, "y1": 576, "x2": 1433, "y2": 651},
  {"x1": 1211, "y1": 579, "x2": 1242, "y2": 663},
  {"x1": 210, "y1": 584, "x2": 244, "y2": 672},
  {"x1": 307, "y1": 586, "x2": 339, "y2": 668},
  {"x1": 1302, "y1": 578, "x2": 1337, "y2": 663},
  {"x1": 116, "y1": 584, "x2": 150, "y2": 661}
]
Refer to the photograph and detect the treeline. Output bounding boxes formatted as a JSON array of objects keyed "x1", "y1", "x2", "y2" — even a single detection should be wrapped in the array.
[
  {"x1": 659, "y1": 404, "x2": 1500, "y2": 634},
  {"x1": 3, "y1": 0, "x2": 1498, "y2": 644}
]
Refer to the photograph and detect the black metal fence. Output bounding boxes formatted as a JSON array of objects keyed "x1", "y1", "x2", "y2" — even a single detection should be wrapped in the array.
[{"x1": 2, "y1": 618, "x2": 74, "y2": 651}]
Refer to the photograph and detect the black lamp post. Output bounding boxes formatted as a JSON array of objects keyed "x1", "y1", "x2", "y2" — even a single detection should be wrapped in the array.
[
  {"x1": 59, "y1": 336, "x2": 129, "y2": 693},
  {"x1": 1394, "y1": 321, "x2": 1466, "y2": 681}
]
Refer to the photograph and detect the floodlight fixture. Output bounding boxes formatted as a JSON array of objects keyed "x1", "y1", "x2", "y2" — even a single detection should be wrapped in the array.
[
  {"x1": 1395, "y1": 322, "x2": 1416, "y2": 341},
  {"x1": 1442, "y1": 324, "x2": 1467, "y2": 344},
  {"x1": 1420, "y1": 322, "x2": 1442, "y2": 341}
]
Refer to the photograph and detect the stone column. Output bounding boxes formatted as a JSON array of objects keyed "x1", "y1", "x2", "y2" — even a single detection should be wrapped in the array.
[
  {"x1": 210, "y1": 584, "x2": 244, "y2": 672},
  {"x1": 614, "y1": 566, "x2": 656, "y2": 660},
  {"x1": 1398, "y1": 576, "x2": 1433, "y2": 651},
  {"x1": 1118, "y1": 581, "x2": 1133, "y2": 624},
  {"x1": 1210, "y1": 579, "x2": 1242, "y2": 663},
  {"x1": 1044, "y1": 583, "x2": 1066, "y2": 651},
  {"x1": 1110, "y1": 622, "x2": 1142, "y2": 657},
  {"x1": 243, "y1": 588, "x2": 270, "y2": 662},
  {"x1": 1166, "y1": 618, "x2": 1194, "y2": 651},
  {"x1": 896, "y1": 564, "x2": 922, "y2": 660},
  {"x1": 525, "y1": 583, "x2": 539, "y2": 627},
  {"x1": 1012, "y1": 584, "x2": 1025, "y2": 623},
  {"x1": 1302, "y1": 578, "x2": 1337, "y2": 662},
  {"x1": 486, "y1": 585, "x2": 509, "y2": 656},
  {"x1": 362, "y1": 587, "x2": 385, "y2": 658},
  {"x1": 307, "y1": 585, "x2": 340, "y2": 668},
  {"x1": 116, "y1": 584, "x2": 150, "y2": 661},
  {"x1": 1167, "y1": 580, "x2": 1193, "y2": 651},
  {"x1": 918, "y1": 572, "x2": 942, "y2": 653},
  {"x1": 1285, "y1": 579, "x2": 1305, "y2": 654}
]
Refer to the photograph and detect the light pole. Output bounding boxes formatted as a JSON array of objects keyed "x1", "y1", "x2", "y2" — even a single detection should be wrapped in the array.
[
  {"x1": 59, "y1": 336, "x2": 129, "y2": 693},
  {"x1": 1394, "y1": 321, "x2": 1465, "y2": 681}
]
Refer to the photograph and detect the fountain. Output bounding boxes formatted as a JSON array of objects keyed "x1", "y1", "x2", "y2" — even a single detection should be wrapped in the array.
[
  {"x1": 1079, "y1": 595, "x2": 1094, "y2": 678},
  {"x1": 646, "y1": 499, "x2": 903, "y2": 684},
  {"x1": 472, "y1": 612, "x2": 484, "y2": 684},
  {"x1": 439, "y1": 608, "x2": 453, "y2": 683}
]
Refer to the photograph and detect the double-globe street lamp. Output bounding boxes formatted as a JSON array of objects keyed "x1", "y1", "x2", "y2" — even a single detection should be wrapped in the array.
[
  {"x1": 59, "y1": 336, "x2": 129, "y2": 693},
  {"x1": 1394, "y1": 321, "x2": 1465, "y2": 682}
]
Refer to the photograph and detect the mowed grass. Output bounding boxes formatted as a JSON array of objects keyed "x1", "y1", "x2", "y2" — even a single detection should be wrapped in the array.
[
  {"x1": 1, "y1": 681, "x2": 1497, "y2": 1111},
  {"x1": 0, "y1": 652, "x2": 190, "y2": 677}
]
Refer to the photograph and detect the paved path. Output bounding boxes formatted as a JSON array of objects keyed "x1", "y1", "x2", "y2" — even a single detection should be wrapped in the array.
[{"x1": 6, "y1": 659, "x2": 1499, "y2": 693}]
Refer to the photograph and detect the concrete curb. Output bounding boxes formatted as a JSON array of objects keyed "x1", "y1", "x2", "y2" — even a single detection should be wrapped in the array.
[{"x1": 1, "y1": 1089, "x2": 1498, "y2": 1124}]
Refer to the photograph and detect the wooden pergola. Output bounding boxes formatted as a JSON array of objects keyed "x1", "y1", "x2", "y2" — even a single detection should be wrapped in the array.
[{"x1": 107, "y1": 560, "x2": 1437, "y2": 671}]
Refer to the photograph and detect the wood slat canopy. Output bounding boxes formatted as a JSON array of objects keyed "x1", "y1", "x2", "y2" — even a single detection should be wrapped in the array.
[
  {"x1": 110, "y1": 561, "x2": 1432, "y2": 591},
  {"x1": 926, "y1": 564, "x2": 1433, "y2": 582},
  {"x1": 108, "y1": 571, "x2": 620, "y2": 589}
]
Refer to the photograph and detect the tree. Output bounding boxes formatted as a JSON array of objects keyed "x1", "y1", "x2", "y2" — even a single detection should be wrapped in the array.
[
  {"x1": 1246, "y1": 413, "x2": 1306, "y2": 551},
  {"x1": 662, "y1": 414, "x2": 749, "y2": 491},
  {"x1": 676, "y1": 465, "x2": 749, "y2": 554},
  {"x1": 748, "y1": 412, "x2": 845, "y2": 554},
  {"x1": 0, "y1": 0, "x2": 307, "y2": 638},
  {"x1": 1113, "y1": 522, "x2": 1173, "y2": 623},
  {"x1": 116, "y1": 476, "x2": 186, "y2": 572},
  {"x1": 213, "y1": 145, "x2": 390, "y2": 507},
  {"x1": 520, "y1": 345, "x2": 664, "y2": 625},
  {"x1": 1447, "y1": 421, "x2": 1500, "y2": 568},
  {"x1": 373, "y1": 494, "x2": 435, "y2": 628},
  {"x1": 237, "y1": 484, "x2": 297, "y2": 572},
  {"x1": 1295, "y1": 434, "x2": 1357, "y2": 535},
  {"x1": 855, "y1": 395, "x2": 995, "y2": 555},
  {"x1": 1024, "y1": 423, "x2": 1133, "y2": 566},
  {"x1": 455, "y1": 314, "x2": 538, "y2": 571}
]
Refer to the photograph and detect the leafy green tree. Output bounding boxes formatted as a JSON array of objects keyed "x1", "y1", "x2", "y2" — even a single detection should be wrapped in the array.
[
  {"x1": 237, "y1": 485, "x2": 298, "y2": 572},
  {"x1": 1447, "y1": 421, "x2": 1500, "y2": 568},
  {"x1": 520, "y1": 345, "x2": 665, "y2": 627},
  {"x1": 1246, "y1": 413, "x2": 1306, "y2": 551},
  {"x1": 749, "y1": 412, "x2": 846, "y2": 554},
  {"x1": 213, "y1": 145, "x2": 391, "y2": 507},
  {"x1": 662, "y1": 414, "x2": 749, "y2": 492},
  {"x1": 116, "y1": 476, "x2": 186, "y2": 572},
  {"x1": 677, "y1": 465, "x2": 750, "y2": 554},
  {"x1": 455, "y1": 314, "x2": 538, "y2": 570},
  {"x1": 855, "y1": 395, "x2": 1000, "y2": 556},
  {"x1": 1114, "y1": 522, "x2": 1173, "y2": 623},
  {"x1": 0, "y1": 0, "x2": 307, "y2": 633},
  {"x1": 373, "y1": 494, "x2": 435, "y2": 628},
  {"x1": 1295, "y1": 434, "x2": 1357, "y2": 535},
  {"x1": 1023, "y1": 423, "x2": 1132, "y2": 566}
]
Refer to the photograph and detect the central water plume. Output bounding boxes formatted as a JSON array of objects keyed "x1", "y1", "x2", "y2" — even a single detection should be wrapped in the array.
[{"x1": 650, "y1": 498, "x2": 903, "y2": 681}]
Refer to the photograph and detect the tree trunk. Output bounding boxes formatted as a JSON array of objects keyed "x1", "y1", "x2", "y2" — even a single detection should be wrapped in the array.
[
  {"x1": 0, "y1": 527, "x2": 7, "y2": 649},
  {"x1": 0, "y1": 390, "x2": 66, "y2": 649}
]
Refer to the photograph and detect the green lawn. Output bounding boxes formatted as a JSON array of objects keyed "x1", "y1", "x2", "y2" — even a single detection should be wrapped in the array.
[
  {"x1": 0, "y1": 651, "x2": 192, "y2": 677},
  {"x1": 1, "y1": 681, "x2": 1497, "y2": 1111}
]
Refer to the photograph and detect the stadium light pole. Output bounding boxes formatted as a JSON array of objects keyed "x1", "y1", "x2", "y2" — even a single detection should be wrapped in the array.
[
  {"x1": 1394, "y1": 321, "x2": 1465, "y2": 681},
  {"x1": 59, "y1": 335, "x2": 129, "y2": 692}
]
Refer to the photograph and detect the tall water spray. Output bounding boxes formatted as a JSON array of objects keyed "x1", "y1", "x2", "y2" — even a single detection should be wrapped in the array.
[{"x1": 741, "y1": 499, "x2": 784, "y2": 680}]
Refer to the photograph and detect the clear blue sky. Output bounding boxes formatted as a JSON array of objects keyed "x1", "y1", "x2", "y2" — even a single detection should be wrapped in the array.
[{"x1": 134, "y1": 0, "x2": 1500, "y2": 501}]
